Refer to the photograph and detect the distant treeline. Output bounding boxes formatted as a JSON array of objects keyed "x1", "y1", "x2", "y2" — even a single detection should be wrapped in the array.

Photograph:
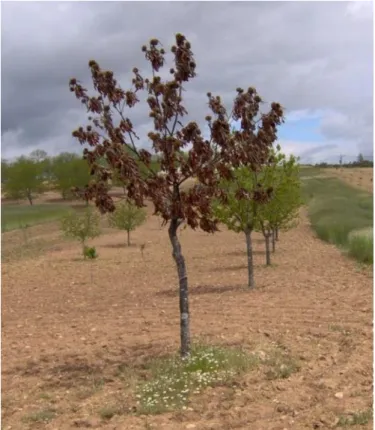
[{"x1": 312, "y1": 154, "x2": 373, "y2": 169}]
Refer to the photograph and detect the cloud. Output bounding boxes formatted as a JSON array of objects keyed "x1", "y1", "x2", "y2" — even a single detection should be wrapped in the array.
[{"x1": 1, "y1": 1, "x2": 373, "y2": 161}]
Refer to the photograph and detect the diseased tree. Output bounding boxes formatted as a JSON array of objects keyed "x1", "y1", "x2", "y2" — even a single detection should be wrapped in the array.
[
  {"x1": 3, "y1": 156, "x2": 45, "y2": 204},
  {"x1": 69, "y1": 33, "x2": 283, "y2": 357},
  {"x1": 255, "y1": 147, "x2": 302, "y2": 265},
  {"x1": 108, "y1": 201, "x2": 147, "y2": 246}
]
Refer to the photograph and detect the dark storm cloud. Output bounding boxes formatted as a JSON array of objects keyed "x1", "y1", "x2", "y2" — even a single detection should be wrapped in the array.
[{"x1": 1, "y1": 1, "x2": 373, "y2": 160}]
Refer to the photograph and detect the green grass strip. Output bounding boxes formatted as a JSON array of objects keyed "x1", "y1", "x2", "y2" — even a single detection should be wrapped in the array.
[{"x1": 302, "y1": 177, "x2": 373, "y2": 264}]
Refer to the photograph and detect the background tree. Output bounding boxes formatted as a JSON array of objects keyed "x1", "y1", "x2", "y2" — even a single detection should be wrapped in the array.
[
  {"x1": 213, "y1": 167, "x2": 264, "y2": 289},
  {"x1": 3, "y1": 156, "x2": 45, "y2": 204},
  {"x1": 1, "y1": 159, "x2": 10, "y2": 184},
  {"x1": 254, "y1": 147, "x2": 302, "y2": 265},
  {"x1": 108, "y1": 201, "x2": 147, "y2": 246},
  {"x1": 61, "y1": 207, "x2": 101, "y2": 257},
  {"x1": 51, "y1": 153, "x2": 91, "y2": 200},
  {"x1": 69, "y1": 33, "x2": 283, "y2": 357},
  {"x1": 29, "y1": 149, "x2": 48, "y2": 163}
]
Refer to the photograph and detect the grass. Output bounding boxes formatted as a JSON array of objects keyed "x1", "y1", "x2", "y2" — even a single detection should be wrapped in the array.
[
  {"x1": 136, "y1": 344, "x2": 258, "y2": 415},
  {"x1": 302, "y1": 177, "x2": 373, "y2": 264},
  {"x1": 262, "y1": 348, "x2": 300, "y2": 380},
  {"x1": 336, "y1": 408, "x2": 372, "y2": 426},
  {"x1": 98, "y1": 404, "x2": 125, "y2": 420},
  {"x1": 1, "y1": 203, "x2": 71, "y2": 232},
  {"x1": 22, "y1": 407, "x2": 57, "y2": 423},
  {"x1": 299, "y1": 166, "x2": 322, "y2": 178}
]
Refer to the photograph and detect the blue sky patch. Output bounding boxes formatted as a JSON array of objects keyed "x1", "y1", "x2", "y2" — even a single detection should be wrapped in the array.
[{"x1": 278, "y1": 116, "x2": 323, "y2": 143}]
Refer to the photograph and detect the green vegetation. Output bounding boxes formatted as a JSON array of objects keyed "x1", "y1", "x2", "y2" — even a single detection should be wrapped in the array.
[
  {"x1": 336, "y1": 408, "x2": 372, "y2": 427},
  {"x1": 2, "y1": 156, "x2": 45, "y2": 205},
  {"x1": 299, "y1": 166, "x2": 322, "y2": 178},
  {"x1": 51, "y1": 152, "x2": 91, "y2": 199},
  {"x1": 302, "y1": 177, "x2": 373, "y2": 264},
  {"x1": 1, "y1": 204, "x2": 71, "y2": 232},
  {"x1": 61, "y1": 208, "x2": 101, "y2": 257},
  {"x1": 22, "y1": 408, "x2": 57, "y2": 423},
  {"x1": 108, "y1": 202, "x2": 147, "y2": 246},
  {"x1": 136, "y1": 344, "x2": 258, "y2": 414},
  {"x1": 213, "y1": 146, "x2": 302, "y2": 287}
]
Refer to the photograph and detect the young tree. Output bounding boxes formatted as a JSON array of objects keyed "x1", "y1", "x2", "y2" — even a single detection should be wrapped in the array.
[
  {"x1": 213, "y1": 167, "x2": 267, "y2": 289},
  {"x1": 69, "y1": 33, "x2": 283, "y2": 357},
  {"x1": 255, "y1": 148, "x2": 302, "y2": 265},
  {"x1": 61, "y1": 207, "x2": 101, "y2": 256},
  {"x1": 3, "y1": 156, "x2": 45, "y2": 204},
  {"x1": 108, "y1": 202, "x2": 147, "y2": 246}
]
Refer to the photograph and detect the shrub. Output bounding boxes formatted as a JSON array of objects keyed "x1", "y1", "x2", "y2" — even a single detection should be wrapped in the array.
[
  {"x1": 83, "y1": 245, "x2": 98, "y2": 260},
  {"x1": 348, "y1": 234, "x2": 373, "y2": 264}
]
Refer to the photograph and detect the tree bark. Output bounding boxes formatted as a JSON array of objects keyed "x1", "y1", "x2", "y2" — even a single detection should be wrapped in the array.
[
  {"x1": 272, "y1": 229, "x2": 276, "y2": 253},
  {"x1": 127, "y1": 230, "x2": 131, "y2": 246},
  {"x1": 265, "y1": 234, "x2": 271, "y2": 266},
  {"x1": 244, "y1": 230, "x2": 255, "y2": 289},
  {"x1": 275, "y1": 227, "x2": 279, "y2": 241},
  {"x1": 27, "y1": 190, "x2": 33, "y2": 206},
  {"x1": 168, "y1": 218, "x2": 191, "y2": 358}
]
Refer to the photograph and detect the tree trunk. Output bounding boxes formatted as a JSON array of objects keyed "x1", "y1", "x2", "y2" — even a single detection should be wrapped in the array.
[
  {"x1": 244, "y1": 230, "x2": 255, "y2": 289},
  {"x1": 265, "y1": 234, "x2": 271, "y2": 266},
  {"x1": 127, "y1": 230, "x2": 131, "y2": 246},
  {"x1": 272, "y1": 230, "x2": 276, "y2": 253},
  {"x1": 168, "y1": 218, "x2": 191, "y2": 358},
  {"x1": 275, "y1": 227, "x2": 279, "y2": 241},
  {"x1": 27, "y1": 190, "x2": 33, "y2": 206}
]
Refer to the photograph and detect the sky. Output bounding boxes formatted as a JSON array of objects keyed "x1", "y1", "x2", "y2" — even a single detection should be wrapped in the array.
[{"x1": 1, "y1": 1, "x2": 373, "y2": 164}]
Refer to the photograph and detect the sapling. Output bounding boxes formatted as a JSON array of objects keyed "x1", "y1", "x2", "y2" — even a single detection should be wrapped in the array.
[
  {"x1": 213, "y1": 167, "x2": 272, "y2": 289},
  {"x1": 255, "y1": 147, "x2": 302, "y2": 265},
  {"x1": 61, "y1": 207, "x2": 101, "y2": 258},
  {"x1": 69, "y1": 33, "x2": 283, "y2": 357},
  {"x1": 108, "y1": 201, "x2": 146, "y2": 246}
]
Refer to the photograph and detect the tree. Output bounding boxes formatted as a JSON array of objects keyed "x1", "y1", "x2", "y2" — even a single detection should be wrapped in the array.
[
  {"x1": 29, "y1": 149, "x2": 48, "y2": 163},
  {"x1": 255, "y1": 148, "x2": 302, "y2": 265},
  {"x1": 61, "y1": 207, "x2": 101, "y2": 257},
  {"x1": 3, "y1": 156, "x2": 45, "y2": 204},
  {"x1": 51, "y1": 153, "x2": 91, "y2": 200},
  {"x1": 68, "y1": 33, "x2": 284, "y2": 357},
  {"x1": 1, "y1": 159, "x2": 10, "y2": 184},
  {"x1": 108, "y1": 202, "x2": 147, "y2": 246},
  {"x1": 213, "y1": 167, "x2": 263, "y2": 289}
]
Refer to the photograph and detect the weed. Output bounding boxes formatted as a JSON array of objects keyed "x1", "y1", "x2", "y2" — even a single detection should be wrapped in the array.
[
  {"x1": 83, "y1": 245, "x2": 98, "y2": 260},
  {"x1": 336, "y1": 408, "x2": 372, "y2": 426},
  {"x1": 22, "y1": 407, "x2": 57, "y2": 423},
  {"x1": 263, "y1": 348, "x2": 300, "y2": 380},
  {"x1": 136, "y1": 344, "x2": 258, "y2": 414},
  {"x1": 39, "y1": 392, "x2": 52, "y2": 400},
  {"x1": 98, "y1": 404, "x2": 124, "y2": 420}
]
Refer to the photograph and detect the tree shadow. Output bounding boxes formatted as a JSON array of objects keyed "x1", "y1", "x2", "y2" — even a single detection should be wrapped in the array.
[
  {"x1": 225, "y1": 250, "x2": 265, "y2": 257},
  {"x1": 102, "y1": 243, "x2": 138, "y2": 249},
  {"x1": 156, "y1": 283, "x2": 248, "y2": 297}
]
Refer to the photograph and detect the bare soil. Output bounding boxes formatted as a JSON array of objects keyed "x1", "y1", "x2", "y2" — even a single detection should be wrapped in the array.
[{"x1": 2, "y1": 196, "x2": 373, "y2": 429}]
